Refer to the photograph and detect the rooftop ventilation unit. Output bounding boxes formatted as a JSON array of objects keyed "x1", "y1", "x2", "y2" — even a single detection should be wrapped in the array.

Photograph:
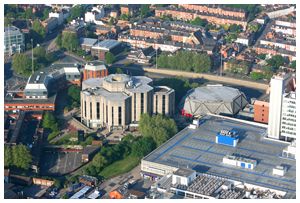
[{"x1": 273, "y1": 165, "x2": 287, "y2": 176}]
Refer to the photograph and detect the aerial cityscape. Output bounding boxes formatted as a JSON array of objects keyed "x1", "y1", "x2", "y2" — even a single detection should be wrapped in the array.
[{"x1": 3, "y1": 3, "x2": 296, "y2": 199}]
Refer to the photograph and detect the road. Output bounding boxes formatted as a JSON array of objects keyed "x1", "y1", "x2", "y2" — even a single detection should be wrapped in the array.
[{"x1": 111, "y1": 58, "x2": 268, "y2": 90}]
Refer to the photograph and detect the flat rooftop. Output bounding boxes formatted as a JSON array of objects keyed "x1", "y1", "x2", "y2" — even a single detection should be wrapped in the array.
[{"x1": 143, "y1": 115, "x2": 295, "y2": 195}]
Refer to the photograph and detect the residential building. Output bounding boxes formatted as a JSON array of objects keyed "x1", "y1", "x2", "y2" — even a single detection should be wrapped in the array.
[
  {"x1": 49, "y1": 9, "x2": 70, "y2": 25},
  {"x1": 81, "y1": 74, "x2": 175, "y2": 130},
  {"x1": 4, "y1": 26, "x2": 25, "y2": 55},
  {"x1": 63, "y1": 19, "x2": 85, "y2": 37},
  {"x1": 265, "y1": 5, "x2": 295, "y2": 19},
  {"x1": 179, "y1": 4, "x2": 247, "y2": 19},
  {"x1": 80, "y1": 37, "x2": 98, "y2": 52},
  {"x1": 91, "y1": 39, "x2": 122, "y2": 60},
  {"x1": 127, "y1": 46, "x2": 158, "y2": 64},
  {"x1": 83, "y1": 61, "x2": 108, "y2": 81},
  {"x1": 85, "y1": 5, "x2": 105, "y2": 24},
  {"x1": 41, "y1": 17, "x2": 58, "y2": 33},
  {"x1": 155, "y1": 6, "x2": 247, "y2": 30}
]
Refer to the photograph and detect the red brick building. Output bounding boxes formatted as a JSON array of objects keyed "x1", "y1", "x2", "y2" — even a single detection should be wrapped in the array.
[
  {"x1": 179, "y1": 4, "x2": 247, "y2": 18},
  {"x1": 83, "y1": 61, "x2": 108, "y2": 81},
  {"x1": 253, "y1": 100, "x2": 269, "y2": 124},
  {"x1": 155, "y1": 7, "x2": 247, "y2": 30}
]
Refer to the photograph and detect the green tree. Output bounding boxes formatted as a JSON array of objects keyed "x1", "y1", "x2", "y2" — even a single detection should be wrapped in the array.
[
  {"x1": 62, "y1": 32, "x2": 79, "y2": 51},
  {"x1": 140, "y1": 4, "x2": 150, "y2": 17},
  {"x1": 11, "y1": 145, "x2": 32, "y2": 170},
  {"x1": 131, "y1": 136, "x2": 156, "y2": 158},
  {"x1": 190, "y1": 17, "x2": 208, "y2": 27},
  {"x1": 43, "y1": 111, "x2": 58, "y2": 132},
  {"x1": 257, "y1": 54, "x2": 266, "y2": 60},
  {"x1": 32, "y1": 19, "x2": 46, "y2": 39},
  {"x1": 4, "y1": 146, "x2": 13, "y2": 168},
  {"x1": 228, "y1": 24, "x2": 242, "y2": 33},
  {"x1": 105, "y1": 52, "x2": 116, "y2": 64},
  {"x1": 225, "y1": 33, "x2": 238, "y2": 43},
  {"x1": 68, "y1": 85, "x2": 81, "y2": 107},
  {"x1": 267, "y1": 55, "x2": 285, "y2": 69},
  {"x1": 92, "y1": 153, "x2": 108, "y2": 173},
  {"x1": 69, "y1": 5, "x2": 85, "y2": 21},
  {"x1": 250, "y1": 72, "x2": 264, "y2": 80},
  {"x1": 24, "y1": 8, "x2": 34, "y2": 19},
  {"x1": 120, "y1": 14, "x2": 129, "y2": 21},
  {"x1": 42, "y1": 8, "x2": 51, "y2": 21},
  {"x1": 55, "y1": 33, "x2": 62, "y2": 48},
  {"x1": 33, "y1": 46, "x2": 46, "y2": 59},
  {"x1": 290, "y1": 60, "x2": 296, "y2": 69},
  {"x1": 139, "y1": 114, "x2": 178, "y2": 146},
  {"x1": 12, "y1": 53, "x2": 32, "y2": 77},
  {"x1": 115, "y1": 68, "x2": 123, "y2": 74}
]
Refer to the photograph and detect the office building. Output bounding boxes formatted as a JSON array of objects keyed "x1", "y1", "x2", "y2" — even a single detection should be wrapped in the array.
[
  {"x1": 81, "y1": 74, "x2": 175, "y2": 130},
  {"x1": 267, "y1": 73, "x2": 294, "y2": 140},
  {"x1": 280, "y1": 92, "x2": 296, "y2": 141},
  {"x1": 4, "y1": 26, "x2": 25, "y2": 55}
]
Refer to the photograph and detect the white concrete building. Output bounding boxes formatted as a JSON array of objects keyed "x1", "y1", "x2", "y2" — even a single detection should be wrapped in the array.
[
  {"x1": 49, "y1": 9, "x2": 69, "y2": 25},
  {"x1": 85, "y1": 6, "x2": 105, "y2": 25},
  {"x1": 268, "y1": 73, "x2": 294, "y2": 140},
  {"x1": 280, "y1": 92, "x2": 296, "y2": 140}
]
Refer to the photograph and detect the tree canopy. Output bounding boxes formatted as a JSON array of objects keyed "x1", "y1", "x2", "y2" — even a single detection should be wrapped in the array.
[
  {"x1": 290, "y1": 60, "x2": 296, "y2": 69},
  {"x1": 140, "y1": 4, "x2": 151, "y2": 18},
  {"x1": 139, "y1": 114, "x2": 178, "y2": 146},
  {"x1": 68, "y1": 5, "x2": 85, "y2": 21},
  {"x1": 190, "y1": 17, "x2": 208, "y2": 27},
  {"x1": 62, "y1": 32, "x2": 79, "y2": 51},
  {"x1": 105, "y1": 52, "x2": 116, "y2": 64},
  {"x1": 68, "y1": 85, "x2": 81, "y2": 107},
  {"x1": 157, "y1": 51, "x2": 211, "y2": 73},
  {"x1": 43, "y1": 111, "x2": 59, "y2": 132},
  {"x1": 250, "y1": 72, "x2": 264, "y2": 81},
  {"x1": 12, "y1": 53, "x2": 32, "y2": 77},
  {"x1": 5, "y1": 145, "x2": 32, "y2": 170},
  {"x1": 32, "y1": 19, "x2": 46, "y2": 40},
  {"x1": 266, "y1": 55, "x2": 285, "y2": 69}
]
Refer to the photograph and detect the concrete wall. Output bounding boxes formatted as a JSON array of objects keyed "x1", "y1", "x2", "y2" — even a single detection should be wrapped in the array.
[{"x1": 144, "y1": 68, "x2": 269, "y2": 90}]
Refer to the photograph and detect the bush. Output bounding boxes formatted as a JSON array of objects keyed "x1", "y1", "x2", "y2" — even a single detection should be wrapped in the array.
[
  {"x1": 48, "y1": 131, "x2": 60, "y2": 142},
  {"x1": 250, "y1": 72, "x2": 264, "y2": 80}
]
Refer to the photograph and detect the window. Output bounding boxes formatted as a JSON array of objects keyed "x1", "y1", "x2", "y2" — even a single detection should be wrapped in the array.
[
  {"x1": 112, "y1": 107, "x2": 114, "y2": 126},
  {"x1": 156, "y1": 95, "x2": 158, "y2": 114},
  {"x1": 162, "y1": 95, "x2": 166, "y2": 115},
  {"x1": 134, "y1": 93, "x2": 136, "y2": 121},
  {"x1": 106, "y1": 105, "x2": 108, "y2": 123},
  {"x1": 141, "y1": 93, "x2": 144, "y2": 113},
  {"x1": 90, "y1": 102, "x2": 92, "y2": 118},
  {"x1": 84, "y1": 101, "x2": 87, "y2": 117},
  {"x1": 97, "y1": 102, "x2": 100, "y2": 119},
  {"x1": 118, "y1": 106, "x2": 122, "y2": 125}
]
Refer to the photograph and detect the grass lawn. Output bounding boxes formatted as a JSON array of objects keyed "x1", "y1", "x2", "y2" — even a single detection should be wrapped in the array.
[{"x1": 100, "y1": 155, "x2": 140, "y2": 179}]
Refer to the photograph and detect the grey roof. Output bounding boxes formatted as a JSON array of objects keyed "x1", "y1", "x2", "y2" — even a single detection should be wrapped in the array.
[
  {"x1": 174, "y1": 168, "x2": 195, "y2": 177},
  {"x1": 143, "y1": 115, "x2": 296, "y2": 196},
  {"x1": 83, "y1": 87, "x2": 130, "y2": 102},
  {"x1": 82, "y1": 78, "x2": 105, "y2": 90},
  {"x1": 80, "y1": 37, "x2": 98, "y2": 46},
  {"x1": 185, "y1": 85, "x2": 244, "y2": 103},
  {"x1": 92, "y1": 39, "x2": 121, "y2": 50},
  {"x1": 181, "y1": 85, "x2": 248, "y2": 116},
  {"x1": 4, "y1": 26, "x2": 22, "y2": 36}
]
